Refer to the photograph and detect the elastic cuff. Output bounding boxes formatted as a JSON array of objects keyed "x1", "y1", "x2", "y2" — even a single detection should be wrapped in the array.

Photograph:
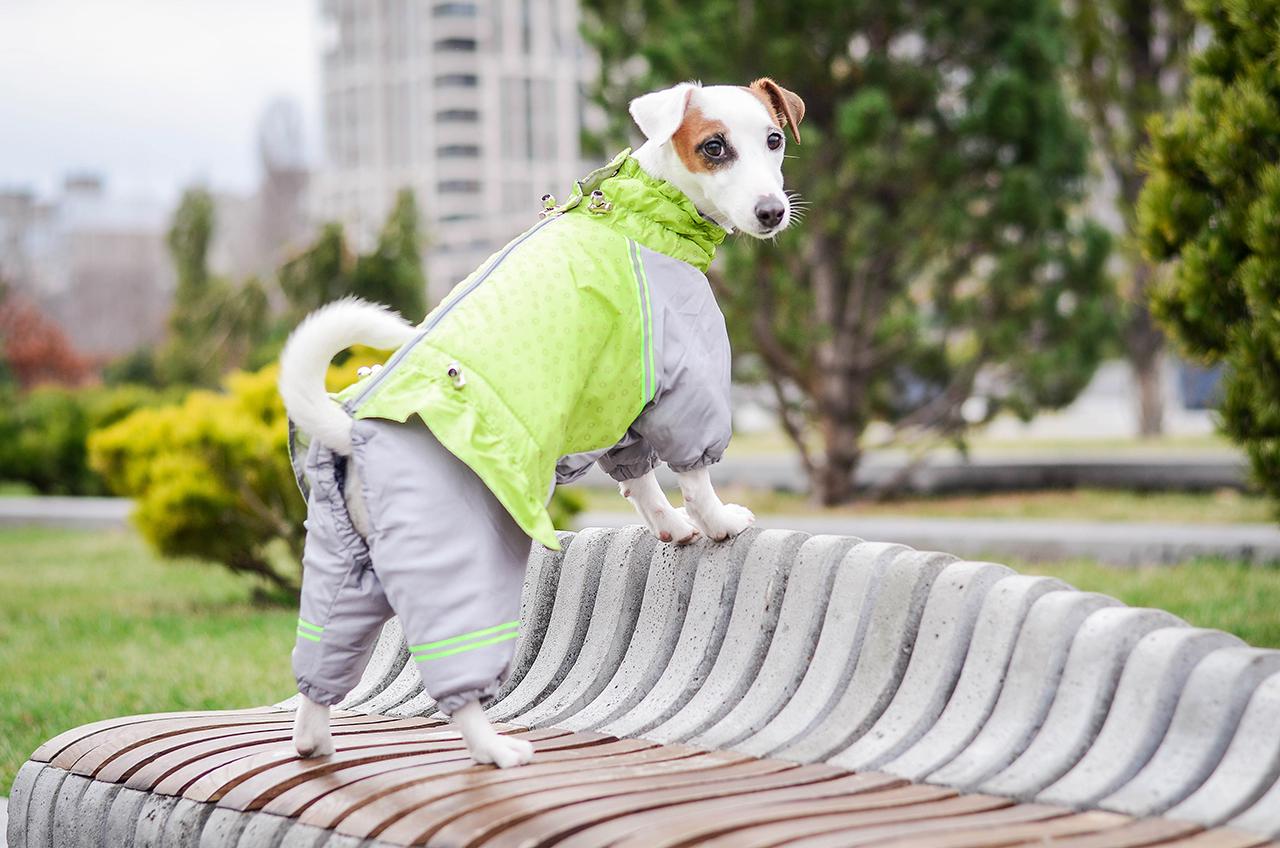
[
  {"x1": 666, "y1": 453, "x2": 723, "y2": 474},
  {"x1": 605, "y1": 454, "x2": 661, "y2": 482},
  {"x1": 435, "y1": 680, "x2": 503, "y2": 717},
  {"x1": 296, "y1": 678, "x2": 346, "y2": 707}
]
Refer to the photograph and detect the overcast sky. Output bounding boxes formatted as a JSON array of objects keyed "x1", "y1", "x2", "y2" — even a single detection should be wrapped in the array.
[{"x1": 0, "y1": 0, "x2": 320, "y2": 203}]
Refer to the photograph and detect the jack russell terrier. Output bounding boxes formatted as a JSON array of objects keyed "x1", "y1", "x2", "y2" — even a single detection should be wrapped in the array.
[{"x1": 278, "y1": 78, "x2": 805, "y2": 768}]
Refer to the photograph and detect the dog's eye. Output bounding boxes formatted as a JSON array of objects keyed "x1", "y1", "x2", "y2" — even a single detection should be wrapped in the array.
[
  {"x1": 701, "y1": 137, "x2": 726, "y2": 159},
  {"x1": 767, "y1": 131, "x2": 784, "y2": 151}
]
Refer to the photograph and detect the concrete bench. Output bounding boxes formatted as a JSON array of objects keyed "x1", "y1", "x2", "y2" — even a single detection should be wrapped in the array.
[{"x1": 10, "y1": 526, "x2": 1280, "y2": 847}]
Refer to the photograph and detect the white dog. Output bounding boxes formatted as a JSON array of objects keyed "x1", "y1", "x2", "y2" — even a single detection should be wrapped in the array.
[{"x1": 279, "y1": 79, "x2": 804, "y2": 769}]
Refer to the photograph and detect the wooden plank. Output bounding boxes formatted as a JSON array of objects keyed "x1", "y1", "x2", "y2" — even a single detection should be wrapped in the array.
[
  {"x1": 505, "y1": 772, "x2": 924, "y2": 848},
  {"x1": 29, "y1": 707, "x2": 277, "y2": 763},
  {"x1": 79, "y1": 714, "x2": 407, "y2": 780},
  {"x1": 549, "y1": 772, "x2": 908, "y2": 848},
  {"x1": 669, "y1": 793, "x2": 1016, "y2": 848},
  {"x1": 43, "y1": 708, "x2": 285, "y2": 767},
  {"x1": 1003, "y1": 817, "x2": 1203, "y2": 847},
  {"x1": 373, "y1": 753, "x2": 778, "y2": 845},
  {"x1": 302, "y1": 737, "x2": 663, "y2": 831},
  {"x1": 219, "y1": 727, "x2": 571, "y2": 812},
  {"x1": 261, "y1": 730, "x2": 614, "y2": 818},
  {"x1": 1154, "y1": 829, "x2": 1278, "y2": 848},
  {"x1": 835, "y1": 810, "x2": 1131, "y2": 848},
  {"x1": 173, "y1": 725, "x2": 484, "y2": 801}
]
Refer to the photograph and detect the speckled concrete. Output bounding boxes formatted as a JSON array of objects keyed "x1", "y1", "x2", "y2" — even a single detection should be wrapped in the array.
[{"x1": 13, "y1": 524, "x2": 1280, "y2": 847}]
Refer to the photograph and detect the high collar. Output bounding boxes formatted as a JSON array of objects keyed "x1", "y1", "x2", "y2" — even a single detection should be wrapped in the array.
[{"x1": 560, "y1": 149, "x2": 726, "y2": 272}]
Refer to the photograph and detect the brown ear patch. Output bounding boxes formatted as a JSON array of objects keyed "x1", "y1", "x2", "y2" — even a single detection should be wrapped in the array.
[
  {"x1": 670, "y1": 106, "x2": 730, "y2": 173},
  {"x1": 749, "y1": 77, "x2": 806, "y2": 144}
]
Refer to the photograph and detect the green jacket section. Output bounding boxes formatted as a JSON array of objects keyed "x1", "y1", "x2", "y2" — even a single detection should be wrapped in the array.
[{"x1": 336, "y1": 151, "x2": 726, "y2": 550}]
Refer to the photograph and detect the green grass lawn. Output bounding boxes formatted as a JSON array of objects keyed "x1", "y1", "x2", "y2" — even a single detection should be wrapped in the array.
[
  {"x1": 0, "y1": 527, "x2": 295, "y2": 795},
  {"x1": 580, "y1": 485, "x2": 1274, "y2": 524},
  {"x1": 2, "y1": 525, "x2": 1279, "y2": 796}
]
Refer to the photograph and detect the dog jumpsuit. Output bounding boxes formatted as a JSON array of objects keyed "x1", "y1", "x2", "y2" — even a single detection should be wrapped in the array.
[{"x1": 288, "y1": 149, "x2": 733, "y2": 714}]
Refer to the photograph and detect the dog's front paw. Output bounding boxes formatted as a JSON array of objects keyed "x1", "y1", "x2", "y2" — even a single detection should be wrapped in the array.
[
  {"x1": 648, "y1": 506, "x2": 700, "y2": 545},
  {"x1": 468, "y1": 733, "x2": 535, "y2": 769},
  {"x1": 692, "y1": 503, "x2": 755, "y2": 542}
]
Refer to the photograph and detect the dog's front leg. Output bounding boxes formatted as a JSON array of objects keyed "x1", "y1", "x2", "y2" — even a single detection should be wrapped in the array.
[
  {"x1": 675, "y1": 466, "x2": 755, "y2": 542},
  {"x1": 451, "y1": 700, "x2": 534, "y2": 768},
  {"x1": 620, "y1": 469, "x2": 700, "y2": 544}
]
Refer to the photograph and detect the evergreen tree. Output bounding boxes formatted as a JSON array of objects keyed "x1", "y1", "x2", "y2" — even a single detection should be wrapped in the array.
[
  {"x1": 582, "y1": 0, "x2": 1118, "y2": 502},
  {"x1": 278, "y1": 191, "x2": 427, "y2": 324},
  {"x1": 161, "y1": 188, "x2": 267, "y2": 386},
  {"x1": 1064, "y1": 0, "x2": 1198, "y2": 436},
  {"x1": 1138, "y1": 0, "x2": 1280, "y2": 518}
]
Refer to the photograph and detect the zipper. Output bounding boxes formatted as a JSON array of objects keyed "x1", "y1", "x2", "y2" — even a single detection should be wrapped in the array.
[{"x1": 349, "y1": 215, "x2": 558, "y2": 409}]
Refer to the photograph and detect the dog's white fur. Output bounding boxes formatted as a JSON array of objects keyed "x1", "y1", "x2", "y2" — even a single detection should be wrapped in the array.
[{"x1": 281, "y1": 81, "x2": 796, "y2": 767}]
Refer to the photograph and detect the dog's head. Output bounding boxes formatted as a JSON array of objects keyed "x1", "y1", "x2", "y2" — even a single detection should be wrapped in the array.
[{"x1": 630, "y1": 79, "x2": 805, "y2": 238}]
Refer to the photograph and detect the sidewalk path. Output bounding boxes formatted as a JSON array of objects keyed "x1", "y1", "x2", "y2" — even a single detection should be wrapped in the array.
[
  {"x1": 575, "y1": 511, "x2": 1280, "y2": 565},
  {"x1": 3, "y1": 496, "x2": 1276, "y2": 565},
  {"x1": 0, "y1": 496, "x2": 131, "y2": 530}
]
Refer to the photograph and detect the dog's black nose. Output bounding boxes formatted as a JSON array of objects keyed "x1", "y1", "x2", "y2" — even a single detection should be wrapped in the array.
[{"x1": 755, "y1": 197, "x2": 786, "y2": 230}]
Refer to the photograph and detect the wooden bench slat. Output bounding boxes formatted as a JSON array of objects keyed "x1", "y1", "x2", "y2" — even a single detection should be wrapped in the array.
[
  {"x1": 44, "y1": 708, "x2": 287, "y2": 768},
  {"x1": 83, "y1": 714, "x2": 409, "y2": 781},
  {"x1": 219, "y1": 726, "x2": 571, "y2": 812},
  {"x1": 549, "y1": 772, "x2": 907, "y2": 848},
  {"x1": 693, "y1": 794, "x2": 1032, "y2": 848},
  {"x1": 506, "y1": 772, "x2": 924, "y2": 848},
  {"x1": 259, "y1": 729, "x2": 613, "y2": 818},
  {"x1": 839, "y1": 810, "x2": 1132, "y2": 848},
  {"x1": 308, "y1": 737, "x2": 667, "y2": 832},
  {"x1": 380, "y1": 754, "x2": 783, "y2": 845},
  {"x1": 1004, "y1": 817, "x2": 1204, "y2": 848}
]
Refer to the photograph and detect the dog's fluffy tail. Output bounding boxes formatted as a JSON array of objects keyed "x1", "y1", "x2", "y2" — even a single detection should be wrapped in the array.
[{"x1": 279, "y1": 298, "x2": 416, "y2": 455}]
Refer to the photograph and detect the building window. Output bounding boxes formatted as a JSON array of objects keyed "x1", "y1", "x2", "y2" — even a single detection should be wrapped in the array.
[
  {"x1": 436, "y1": 38, "x2": 477, "y2": 52},
  {"x1": 438, "y1": 144, "x2": 481, "y2": 158},
  {"x1": 439, "y1": 213, "x2": 481, "y2": 222},
  {"x1": 435, "y1": 73, "x2": 478, "y2": 88},
  {"x1": 439, "y1": 180, "x2": 482, "y2": 193},
  {"x1": 433, "y1": 2, "x2": 477, "y2": 17},
  {"x1": 437, "y1": 109, "x2": 480, "y2": 123}
]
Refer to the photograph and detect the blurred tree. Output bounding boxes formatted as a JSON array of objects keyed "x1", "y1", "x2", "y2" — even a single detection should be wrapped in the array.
[
  {"x1": 1138, "y1": 0, "x2": 1280, "y2": 519},
  {"x1": 0, "y1": 287, "x2": 93, "y2": 389},
  {"x1": 161, "y1": 189, "x2": 269, "y2": 386},
  {"x1": 279, "y1": 191, "x2": 426, "y2": 324},
  {"x1": 1064, "y1": 0, "x2": 1197, "y2": 436},
  {"x1": 582, "y1": 0, "x2": 1118, "y2": 503}
]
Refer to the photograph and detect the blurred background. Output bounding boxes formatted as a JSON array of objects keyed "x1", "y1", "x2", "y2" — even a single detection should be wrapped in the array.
[{"x1": 2, "y1": 0, "x2": 1279, "y2": 804}]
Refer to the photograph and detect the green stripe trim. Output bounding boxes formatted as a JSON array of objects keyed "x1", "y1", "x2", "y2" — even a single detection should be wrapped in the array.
[
  {"x1": 629, "y1": 239, "x2": 656, "y2": 405},
  {"x1": 297, "y1": 618, "x2": 324, "y2": 634},
  {"x1": 409, "y1": 620, "x2": 520, "y2": 654},
  {"x1": 296, "y1": 628, "x2": 322, "y2": 643},
  {"x1": 412, "y1": 630, "x2": 520, "y2": 662}
]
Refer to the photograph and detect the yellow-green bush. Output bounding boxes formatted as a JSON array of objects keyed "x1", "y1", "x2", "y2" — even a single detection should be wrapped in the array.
[{"x1": 91, "y1": 355, "x2": 584, "y2": 596}]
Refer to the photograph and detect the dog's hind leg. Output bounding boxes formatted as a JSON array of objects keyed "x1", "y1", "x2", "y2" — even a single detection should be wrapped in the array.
[
  {"x1": 451, "y1": 701, "x2": 534, "y2": 768},
  {"x1": 293, "y1": 695, "x2": 335, "y2": 758}
]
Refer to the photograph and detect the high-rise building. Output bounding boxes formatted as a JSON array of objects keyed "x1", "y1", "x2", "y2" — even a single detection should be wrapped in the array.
[{"x1": 312, "y1": 0, "x2": 595, "y2": 304}]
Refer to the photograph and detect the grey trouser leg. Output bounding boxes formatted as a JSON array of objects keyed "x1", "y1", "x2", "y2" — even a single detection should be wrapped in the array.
[
  {"x1": 351, "y1": 417, "x2": 532, "y2": 714},
  {"x1": 292, "y1": 443, "x2": 393, "y2": 706}
]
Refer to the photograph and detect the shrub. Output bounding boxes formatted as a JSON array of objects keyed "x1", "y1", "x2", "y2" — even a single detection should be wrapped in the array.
[
  {"x1": 1137, "y1": 0, "x2": 1280, "y2": 521},
  {"x1": 91, "y1": 357, "x2": 585, "y2": 596},
  {"x1": 0, "y1": 384, "x2": 169, "y2": 495}
]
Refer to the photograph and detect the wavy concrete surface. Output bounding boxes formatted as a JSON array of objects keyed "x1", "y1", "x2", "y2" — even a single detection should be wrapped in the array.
[{"x1": 10, "y1": 526, "x2": 1280, "y2": 847}]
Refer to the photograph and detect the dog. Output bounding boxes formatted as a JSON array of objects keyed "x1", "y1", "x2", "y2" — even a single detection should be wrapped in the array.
[{"x1": 278, "y1": 78, "x2": 804, "y2": 769}]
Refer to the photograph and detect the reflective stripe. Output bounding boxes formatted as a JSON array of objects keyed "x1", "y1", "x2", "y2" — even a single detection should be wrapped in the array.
[
  {"x1": 412, "y1": 630, "x2": 520, "y2": 662},
  {"x1": 296, "y1": 628, "x2": 322, "y2": 643},
  {"x1": 409, "y1": 620, "x2": 519, "y2": 654},
  {"x1": 297, "y1": 618, "x2": 324, "y2": 634},
  {"x1": 629, "y1": 239, "x2": 656, "y2": 406}
]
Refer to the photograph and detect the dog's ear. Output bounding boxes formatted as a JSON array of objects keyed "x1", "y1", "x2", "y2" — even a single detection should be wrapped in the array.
[
  {"x1": 750, "y1": 78, "x2": 806, "y2": 144},
  {"x1": 629, "y1": 82, "x2": 698, "y2": 146}
]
